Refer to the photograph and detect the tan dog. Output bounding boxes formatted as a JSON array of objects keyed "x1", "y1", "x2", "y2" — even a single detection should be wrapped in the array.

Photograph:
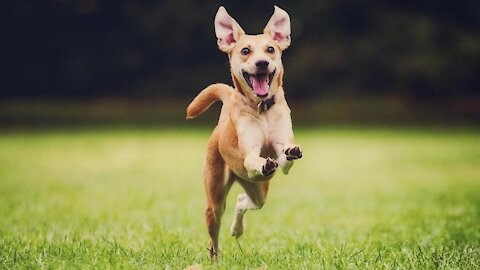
[{"x1": 186, "y1": 6, "x2": 302, "y2": 260}]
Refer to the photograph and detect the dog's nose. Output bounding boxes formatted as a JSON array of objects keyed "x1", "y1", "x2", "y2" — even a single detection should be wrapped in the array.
[{"x1": 255, "y1": 60, "x2": 269, "y2": 69}]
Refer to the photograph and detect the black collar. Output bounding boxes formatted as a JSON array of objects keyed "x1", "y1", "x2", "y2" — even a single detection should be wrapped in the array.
[{"x1": 257, "y1": 95, "x2": 275, "y2": 113}]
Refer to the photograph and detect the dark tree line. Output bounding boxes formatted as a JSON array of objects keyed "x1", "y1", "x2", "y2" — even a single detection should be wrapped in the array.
[{"x1": 4, "y1": 0, "x2": 480, "y2": 101}]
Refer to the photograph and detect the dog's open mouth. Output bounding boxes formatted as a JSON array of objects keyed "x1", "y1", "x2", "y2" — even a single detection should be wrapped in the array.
[{"x1": 242, "y1": 69, "x2": 276, "y2": 98}]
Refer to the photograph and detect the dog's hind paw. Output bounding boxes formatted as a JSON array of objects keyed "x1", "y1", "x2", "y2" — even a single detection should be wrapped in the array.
[
  {"x1": 285, "y1": 146, "x2": 303, "y2": 160},
  {"x1": 230, "y1": 222, "x2": 244, "y2": 238},
  {"x1": 262, "y1": 157, "x2": 278, "y2": 176}
]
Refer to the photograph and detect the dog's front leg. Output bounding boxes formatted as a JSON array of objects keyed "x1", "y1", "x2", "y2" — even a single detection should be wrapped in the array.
[
  {"x1": 273, "y1": 143, "x2": 302, "y2": 174},
  {"x1": 269, "y1": 115, "x2": 303, "y2": 175},
  {"x1": 237, "y1": 118, "x2": 278, "y2": 178},
  {"x1": 244, "y1": 151, "x2": 278, "y2": 178}
]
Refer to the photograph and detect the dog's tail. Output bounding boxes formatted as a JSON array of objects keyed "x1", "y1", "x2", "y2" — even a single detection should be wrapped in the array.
[{"x1": 186, "y1": 83, "x2": 232, "y2": 119}]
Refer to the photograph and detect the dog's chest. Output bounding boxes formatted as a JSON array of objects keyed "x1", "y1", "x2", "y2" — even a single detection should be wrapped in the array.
[
  {"x1": 237, "y1": 113, "x2": 271, "y2": 137},
  {"x1": 256, "y1": 114, "x2": 270, "y2": 137},
  {"x1": 260, "y1": 113, "x2": 282, "y2": 157},
  {"x1": 255, "y1": 113, "x2": 281, "y2": 151}
]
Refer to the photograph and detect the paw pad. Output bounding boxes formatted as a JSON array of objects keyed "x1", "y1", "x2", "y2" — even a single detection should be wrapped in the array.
[
  {"x1": 262, "y1": 157, "x2": 278, "y2": 176},
  {"x1": 285, "y1": 146, "x2": 303, "y2": 160}
]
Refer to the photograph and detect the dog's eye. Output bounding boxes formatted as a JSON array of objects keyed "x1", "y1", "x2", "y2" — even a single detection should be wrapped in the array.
[
  {"x1": 267, "y1": 46, "x2": 275, "y2": 54},
  {"x1": 241, "y1": 47, "x2": 250, "y2": 55}
]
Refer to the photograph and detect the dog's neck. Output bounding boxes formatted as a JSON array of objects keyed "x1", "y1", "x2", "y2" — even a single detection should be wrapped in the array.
[
  {"x1": 257, "y1": 95, "x2": 276, "y2": 113},
  {"x1": 232, "y1": 74, "x2": 276, "y2": 113}
]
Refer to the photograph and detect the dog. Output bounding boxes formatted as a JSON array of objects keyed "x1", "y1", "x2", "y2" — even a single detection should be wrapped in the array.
[{"x1": 186, "y1": 6, "x2": 302, "y2": 260}]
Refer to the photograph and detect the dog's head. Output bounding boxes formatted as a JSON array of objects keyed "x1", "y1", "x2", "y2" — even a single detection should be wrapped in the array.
[{"x1": 214, "y1": 6, "x2": 291, "y2": 101}]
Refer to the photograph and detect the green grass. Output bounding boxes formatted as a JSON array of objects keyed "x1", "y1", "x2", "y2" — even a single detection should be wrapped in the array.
[{"x1": 0, "y1": 127, "x2": 479, "y2": 269}]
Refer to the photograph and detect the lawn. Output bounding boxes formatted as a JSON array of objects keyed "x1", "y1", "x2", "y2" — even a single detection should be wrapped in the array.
[{"x1": 0, "y1": 127, "x2": 479, "y2": 269}]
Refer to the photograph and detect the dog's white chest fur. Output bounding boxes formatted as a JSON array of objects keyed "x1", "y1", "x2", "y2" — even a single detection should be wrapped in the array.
[{"x1": 253, "y1": 114, "x2": 270, "y2": 138}]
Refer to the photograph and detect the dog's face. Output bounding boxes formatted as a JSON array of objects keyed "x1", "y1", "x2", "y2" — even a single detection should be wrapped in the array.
[
  {"x1": 214, "y1": 6, "x2": 291, "y2": 101},
  {"x1": 230, "y1": 35, "x2": 282, "y2": 100}
]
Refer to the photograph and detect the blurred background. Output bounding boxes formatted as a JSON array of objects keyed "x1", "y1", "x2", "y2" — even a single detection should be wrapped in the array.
[
  {"x1": 2, "y1": 2, "x2": 479, "y2": 267},
  {"x1": 2, "y1": 0, "x2": 480, "y2": 127}
]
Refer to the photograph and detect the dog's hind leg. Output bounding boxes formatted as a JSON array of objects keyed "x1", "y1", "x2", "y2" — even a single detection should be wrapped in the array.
[
  {"x1": 204, "y1": 140, "x2": 234, "y2": 261},
  {"x1": 230, "y1": 180, "x2": 270, "y2": 238}
]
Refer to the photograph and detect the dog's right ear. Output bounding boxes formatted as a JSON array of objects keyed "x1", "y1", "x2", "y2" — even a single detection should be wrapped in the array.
[{"x1": 214, "y1": 6, "x2": 245, "y2": 53}]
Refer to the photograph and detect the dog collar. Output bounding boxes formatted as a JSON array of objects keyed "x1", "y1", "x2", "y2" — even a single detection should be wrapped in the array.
[{"x1": 257, "y1": 95, "x2": 275, "y2": 113}]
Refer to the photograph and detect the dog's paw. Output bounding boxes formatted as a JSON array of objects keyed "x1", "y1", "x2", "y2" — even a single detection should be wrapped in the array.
[
  {"x1": 230, "y1": 221, "x2": 244, "y2": 238},
  {"x1": 262, "y1": 157, "x2": 278, "y2": 176},
  {"x1": 285, "y1": 146, "x2": 303, "y2": 160}
]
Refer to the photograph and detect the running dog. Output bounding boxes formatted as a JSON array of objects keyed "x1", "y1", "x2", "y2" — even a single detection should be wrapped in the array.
[{"x1": 186, "y1": 6, "x2": 302, "y2": 260}]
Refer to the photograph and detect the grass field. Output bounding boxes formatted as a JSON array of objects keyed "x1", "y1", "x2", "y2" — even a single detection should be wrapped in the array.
[{"x1": 0, "y1": 127, "x2": 479, "y2": 269}]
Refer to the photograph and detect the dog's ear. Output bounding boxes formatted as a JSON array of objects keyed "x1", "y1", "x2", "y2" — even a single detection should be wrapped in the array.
[
  {"x1": 263, "y1": 6, "x2": 291, "y2": 50},
  {"x1": 214, "y1": 6, "x2": 245, "y2": 53}
]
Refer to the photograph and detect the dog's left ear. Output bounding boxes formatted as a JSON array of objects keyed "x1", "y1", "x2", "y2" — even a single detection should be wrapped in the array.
[{"x1": 263, "y1": 6, "x2": 291, "y2": 50}]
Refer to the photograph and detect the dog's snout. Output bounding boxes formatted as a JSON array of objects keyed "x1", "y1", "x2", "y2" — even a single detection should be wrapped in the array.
[{"x1": 255, "y1": 60, "x2": 269, "y2": 69}]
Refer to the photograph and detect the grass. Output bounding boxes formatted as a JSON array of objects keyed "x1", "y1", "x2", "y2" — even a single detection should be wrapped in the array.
[{"x1": 0, "y1": 127, "x2": 479, "y2": 269}]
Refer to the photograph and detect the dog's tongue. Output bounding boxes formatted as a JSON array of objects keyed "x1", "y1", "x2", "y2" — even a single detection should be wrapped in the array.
[{"x1": 251, "y1": 74, "x2": 269, "y2": 96}]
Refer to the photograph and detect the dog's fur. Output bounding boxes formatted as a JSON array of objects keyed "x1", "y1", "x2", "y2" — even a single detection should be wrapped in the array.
[{"x1": 186, "y1": 6, "x2": 302, "y2": 260}]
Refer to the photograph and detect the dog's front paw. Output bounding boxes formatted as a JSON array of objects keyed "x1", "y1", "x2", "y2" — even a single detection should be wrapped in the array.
[
  {"x1": 285, "y1": 146, "x2": 303, "y2": 160},
  {"x1": 262, "y1": 157, "x2": 278, "y2": 176}
]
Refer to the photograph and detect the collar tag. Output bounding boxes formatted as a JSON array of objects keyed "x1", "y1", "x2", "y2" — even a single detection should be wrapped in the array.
[{"x1": 257, "y1": 95, "x2": 275, "y2": 113}]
